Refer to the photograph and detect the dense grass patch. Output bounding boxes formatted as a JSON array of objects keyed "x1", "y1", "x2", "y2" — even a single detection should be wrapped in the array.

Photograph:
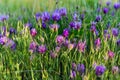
[{"x1": 0, "y1": 0, "x2": 120, "y2": 80}]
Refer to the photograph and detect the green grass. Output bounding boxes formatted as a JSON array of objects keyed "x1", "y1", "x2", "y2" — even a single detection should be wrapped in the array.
[{"x1": 0, "y1": 0, "x2": 120, "y2": 80}]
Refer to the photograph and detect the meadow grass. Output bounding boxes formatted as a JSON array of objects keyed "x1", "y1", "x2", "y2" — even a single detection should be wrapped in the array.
[{"x1": 0, "y1": 0, "x2": 120, "y2": 80}]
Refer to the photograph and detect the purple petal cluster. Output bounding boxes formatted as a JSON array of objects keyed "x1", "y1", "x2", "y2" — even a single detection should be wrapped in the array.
[
  {"x1": 0, "y1": 14, "x2": 9, "y2": 22},
  {"x1": 112, "y1": 28, "x2": 119, "y2": 37},
  {"x1": 77, "y1": 64, "x2": 85, "y2": 75},
  {"x1": 52, "y1": 10, "x2": 61, "y2": 21},
  {"x1": 69, "y1": 21, "x2": 82, "y2": 30},
  {"x1": 104, "y1": 30, "x2": 110, "y2": 40},
  {"x1": 106, "y1": 1, "x2": 111, "y2": 6},
  {"x1": 41, "y1": 12, "x2": 50, "y2": 22},
  {"x1": 108, "y1": 51, "x2": 114, "y2": 59},
  {"x1": 72, "y1": 62, "x2": 77, "y2": 70},
  {"x1": 9, "y1": 27, "x2": 16, "y2": 34},
  {"x1": 59, "y1": 8, "x2": 67, "y2": 16},
  {"x1": 90, "y1": 25, "x2": 96, "y2": 33},
  {"x1": 95, "y1": 65, "x2": 106, "y2": 76},
  {"x1": 94, "y1": 38, "x2": 101, "y2": 49},
  {"x1": 24, "y1": 22, "x2": 32, "y2": 29},
  {"x1": 95, "y1": 15, "x2": 102, "y2": 22},
  {"x1": 103, "y1": 7, "x2": 109, "y2": 14},
  {"x1": 42, "y1": 22, "x2": 46, "y2": 29},
  {"x1": 0, "y1": 35, "x2": 16, "y2": 50},
  {"x1": 35, "y1": 12, "x2": 41, "y2": 21},
  {"x1": 62, "y1": 28, "x2": 69, "y2": 37},
  {"x1": 0, "y1": 36, "x2": 8, "y2": 45},
  {"x1": 30, "y1": 28, "x2": 37, "y2": 37},
  {"x1": 114, "y1": 3, "x2": 120, "y2": 10},
  {"x1": 56, "y1": 35, "x2": 65, "y2": 45},
  {"x1": 29, "y1": 41, "x2": 37, "y2": 53},
  {"x1": 37, "y1": 45, "x2": 46, "y2": 54},
  {"x1": 77, "y1": 41, "x2": 86, "y2": 53},
  {"x1": 5, "y1": 39, "x2": 16, "y2": 50},
  {"x1": 70, "y1": 70, "x2": 76, "y2": 79},
  {"x1": 73, "y1": 13, "x2": 78, "y2": 21}
]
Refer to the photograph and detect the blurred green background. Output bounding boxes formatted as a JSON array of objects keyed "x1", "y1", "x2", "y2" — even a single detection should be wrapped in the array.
[
  {"x1": 0, "y1": 0, "x2": 118, "y2": 13},
  {"x1": 0, "y1": 0, "x2": 118, "y2": 23}
]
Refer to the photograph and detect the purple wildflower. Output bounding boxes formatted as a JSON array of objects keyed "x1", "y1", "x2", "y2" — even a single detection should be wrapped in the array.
[
  {"x1": 37, "y1": 45, "x2": 46, "y2": 54},
  {"x1": 30, "y1": 28, "x2": 37, "y2": 37},
  {"x1": 104, "y1": 30, "x2": 110, "y2": 40},
  {"x1": 70, "y1": 70, "x2": 76, "y2": 79},
  {"x1": 104, "y1": 30, "x2": 108, "y2": 34},
  {"x1": 114, "y1": 3, "x2": 120, "y2": 10},
  {"x1": 0, "y1": 14, "x2": 9, "y2": 22},
  {"x1": 52, "y1": 10, "x2": 61, "y2": 21},
  {"x1": 77, "y1": 64, "x2": 85, "y2": 75},
  {"x1": 0, "y1": 36, "x2": 8, "y2": 45},
  {"x1": 42, "y1": 22, "x2": 46, "y2": 29},
  {"x1": 81, "y1": 13, "x2": 85, "y2": 20},
  {"x1": 41, "y1": 12, "x2": 50, "y2": 22},
  {"x1": 69, "y1": 21, "x2": 75, "y2": 28},
  {"x1": 24, "y1": 22, "x2": 32, "y2": 29},
  {"x1": 103, "y1": 7, "x2": 109, "y2": 14},
  {"x1": 106, "y1": 1, "x2": 111, "y2": 6},
  {"x1": 29, "y1": 41, "x2": 37, "y2": 52},
  {"x1": 74, "y1": 21, "x2": 82, "y2": 30},
  {"x1": 5, "y1": 39, "x2": 16, "y2": 50},
  {"x1": 112, "y1": 28, "x2": 119, "y2": 37},
  {"x1": 59, "y1": 7, "x2": 67, "y2": 16},
  {"x1": 95, "y1": 38, "x2": 101, "y2": 49},
  {"x1": 9, "y1": 27, "x2": 16, "y2": 34},
  {"x1": 108, "y1": 51, "x2": 114, "y2": 59},
  {"x1": 91, "y1": 21, "x2": 97, "y2": 26},
  {"x1": 35, "y1": 12, "x2": 41, "y2": 21},
  {"x1": 95, "y1": 15, "x2": 102, "y2": 22},
  {"x1": 69, "y1": 21, "x2": 79, "y2": 30},
  {"x1": 56, "y1": 35, "x2": 65, "y2": 45},
  {"x1": 72, "y1": 63, "x2": 77, "y2": 70},
  {"x1": 64, "y1": 39, "x2": 70, "y2": 47},
  {"x1": 95, "y1": 65, "x2": 106, "y2": 76},
  {"x1": 73, "y1": 13, "x2": 78, "y2": 21},
  {"x1": 62, "y1": 28, "x2": 69, "y2": 37},
  {"x1": 10, "y1": 42, "x2": 16, "y2": 50},
  {"x1": 95, "y1": 30, "x2": 99, "y2": 36},
  {"x1": 4, "y1": 39, "x2": 12, "y2": 46},
  {"x1": 90, "y1": 25, "x2": 96, "y2": 33},
  {"x1": 77, "y1": 41, "x2": 86, "y2": 53}
]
